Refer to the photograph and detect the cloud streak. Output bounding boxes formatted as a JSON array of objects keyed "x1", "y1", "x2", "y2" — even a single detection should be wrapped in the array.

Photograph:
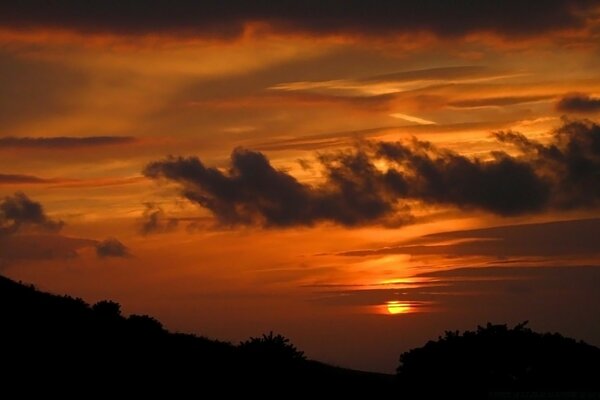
[
  {"x1": 0, "y1": 1, "x2": 595, "y2": 39},
  {"x1": 0, "y1": 173, "x2": 53, "y2": 184},
  {"x1": 144, "y1": 119, "x2": 600, "y2": 227},
  {"x1": 0, "y1": 136, "x2": 136, "y2": 149}
]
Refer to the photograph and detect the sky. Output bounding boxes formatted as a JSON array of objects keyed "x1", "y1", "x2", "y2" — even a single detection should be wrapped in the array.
[{"x1": 1, "y1": 1, "x2": 600, "y2": 373}]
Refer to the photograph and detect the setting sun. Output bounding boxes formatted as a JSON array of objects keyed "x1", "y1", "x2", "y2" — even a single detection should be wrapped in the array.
[{"x1": 386, "y1": 301, "x2": 413, "y2": 315}]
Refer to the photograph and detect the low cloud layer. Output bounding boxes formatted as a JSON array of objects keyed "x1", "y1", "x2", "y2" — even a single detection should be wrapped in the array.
[
  {"x1": 144, "y1": 119, "x2": 600, "y2": 227},
  {"x1": 0, "y1": 1, "x2": 595, "y2": 39},
  {"x1": 0, "y1": 192, "x2": 63, "y2": 234},
  {"x1": 0, "y1": 192, "x2": 130, "y2": 264},
  {"x1": 557, "y1": 93, "x2": 600, "y2": 114},
  {"x1": 0, "y1": 136, "x2": 136, "y2": 149}
]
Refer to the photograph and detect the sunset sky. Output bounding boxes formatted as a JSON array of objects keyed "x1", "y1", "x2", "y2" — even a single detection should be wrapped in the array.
[{"x1": 1, "y1": 1, "x2": 600, "y2": 372}]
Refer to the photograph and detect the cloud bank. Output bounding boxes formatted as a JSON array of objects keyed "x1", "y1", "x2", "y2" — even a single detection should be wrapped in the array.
[
  {"x1": 0, "y1": 1, "x2": 594, "y2": 39},
  {"x1": 144, "y1": 119, "x2": 600, "y2": 227}
]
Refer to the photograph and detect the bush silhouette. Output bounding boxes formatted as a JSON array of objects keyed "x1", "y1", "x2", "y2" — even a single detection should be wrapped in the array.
[
  {"x1": 92, "y1": 300, "x2": 122, "y2": 319},
  {"x1": 239, "y1": 331, "x2": 305, "y2": 364}
]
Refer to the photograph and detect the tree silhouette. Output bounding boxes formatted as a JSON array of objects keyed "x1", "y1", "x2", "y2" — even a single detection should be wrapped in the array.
[{"x1": 397, "y1": 322, "x2": 600, "y2": 397}]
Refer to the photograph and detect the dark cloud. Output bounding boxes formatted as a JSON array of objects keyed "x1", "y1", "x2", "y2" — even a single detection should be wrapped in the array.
[
  {"x1": 145, "y1": 119, "x2": 600, "y2": 227},
  {"x1": 139, "y1": 203, "x2": 178, "y2": 234},
  {"x1": 0, "y1": 136, "x2": 136, "y2": 149},
  {"x1": 556, "y1": 93, "x2": 600, "y2": 114},
  {"x1": 0, "y1": 1, "x2": 594, "y2": 39},
  {"x1": 493, "y1": 119, "x2": 600, "y2": 209},
  {"x1": 0, "y1": 192, "x2": 63, "y2": 235},
  {"x1": 0, "y1": 173, "x2": 52, "y2": 184},
  {"x1": 144, "y1": 147, "x2": 409, "y2": 227},
  {"x1": 96, "y1": 237, "x2": 130, "y2": 258}
]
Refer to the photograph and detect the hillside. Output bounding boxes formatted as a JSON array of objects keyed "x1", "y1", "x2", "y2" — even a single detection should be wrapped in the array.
[{"x1": 0, "y1": 275, "x2": 394, "y2": 396}]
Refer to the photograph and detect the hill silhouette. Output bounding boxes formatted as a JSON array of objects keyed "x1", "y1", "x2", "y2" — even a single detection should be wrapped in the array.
[
  {"x1": 0, "y1": 275, "x2": 392, "y2": 396},
  {"x1": 2, "y1": 274, "x2": 599, "y2": 398}
]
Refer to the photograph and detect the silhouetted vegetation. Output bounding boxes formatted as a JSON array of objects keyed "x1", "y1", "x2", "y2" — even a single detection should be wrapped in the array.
[
  {"x1": 2, "y1": 275, "x2": 599, "y2": 398},
  {"x1": 397, "y1": 322, "x2": 600, "y2": 398},
  {"x1": 239, "y1": 331, "x2": 306, "y2": 363}
]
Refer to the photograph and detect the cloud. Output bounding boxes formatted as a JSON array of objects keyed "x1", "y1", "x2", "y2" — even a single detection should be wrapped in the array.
[
  {"x1": 0, "y1": 136, "x2": 136, "y2": 149},
  {"x1": 95, "y1": 238, "x2": 130, "y2": 258},
  {"x1": 0, "y1": 1, "x2": 594, "y2": 39},
  {"x1": 139, "y1": 203, "x2": 178, "y2": 234},
  {"x1": 0, "y1": 173, "x2": 52, "y2": 184},
  {"x1": 556, "y1": 93, "x2": 600, "y2": 114},
  {"x1": 0, "y1": 192, "x2": 63, "y2": 235},
  {"x1": 493, "y1": 119, "x2": 600, "y2": 209},
  {"x1": 144, "y1": 148, "x2": 412, "y2": 227},
  {"x1": 145, "y1": 119, "x2": 600, "y2": 227}
]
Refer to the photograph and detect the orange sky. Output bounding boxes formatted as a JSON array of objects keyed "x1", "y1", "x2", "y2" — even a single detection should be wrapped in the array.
[{"x1": 1, "y1": 2, "x2": 600, "y2": 372}]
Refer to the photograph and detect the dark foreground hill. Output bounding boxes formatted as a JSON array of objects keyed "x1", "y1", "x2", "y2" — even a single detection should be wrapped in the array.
[
  {"x1": 2, "y1": 275, "x2": 600, "y2": 398},
  {"x1": 0, "y1": 275, "x2": 393, "y2": 396}
]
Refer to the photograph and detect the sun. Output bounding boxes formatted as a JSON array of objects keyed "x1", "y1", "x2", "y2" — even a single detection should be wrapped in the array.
[{"x1": 386, "y1": 301, "x2": 412, "y2": 314}]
